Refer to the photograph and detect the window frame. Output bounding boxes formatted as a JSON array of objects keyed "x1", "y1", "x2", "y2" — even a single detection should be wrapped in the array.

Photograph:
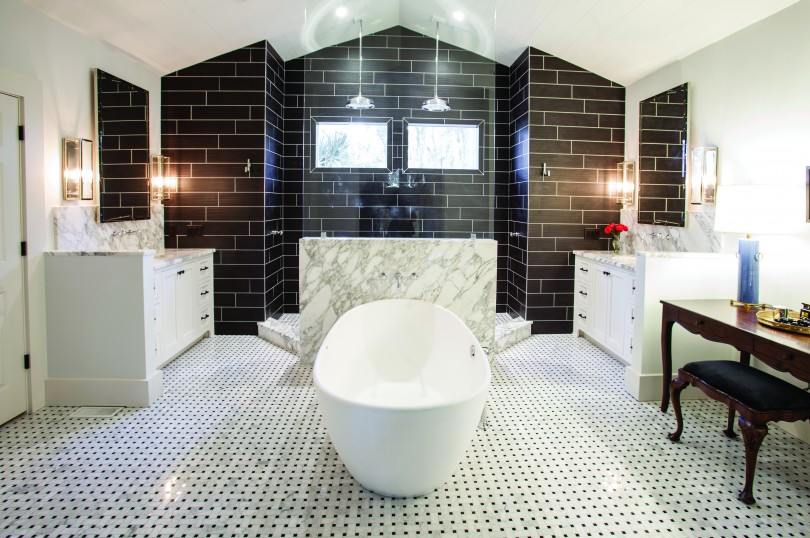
[
  {"x1": 310, "y1": 116, "x2": 393, "y2": 173},
  {"x1": 402, "y1": 118, "x2": 485, "y2": 175}
]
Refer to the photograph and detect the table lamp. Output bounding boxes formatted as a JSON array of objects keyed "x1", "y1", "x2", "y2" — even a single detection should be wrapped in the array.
[{"x1": 714, "y1": 184, "x2": 805, "y2": 305}]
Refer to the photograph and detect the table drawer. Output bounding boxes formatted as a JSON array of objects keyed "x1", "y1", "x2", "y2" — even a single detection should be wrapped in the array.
[{"x1": 678, "y1": 309, "x2": 726, "y2": 338}]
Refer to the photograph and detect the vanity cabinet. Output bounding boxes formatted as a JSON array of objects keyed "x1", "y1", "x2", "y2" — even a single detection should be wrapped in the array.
[
  {"x1": 574, "y1": 256, "x2": 635, "y2": 363},
  {"x1": 154, "y1": 253, "x2": 214, "y2": 369},
  {"x1": 44, "y1": 249, "x2": 215, "y2": 407}
]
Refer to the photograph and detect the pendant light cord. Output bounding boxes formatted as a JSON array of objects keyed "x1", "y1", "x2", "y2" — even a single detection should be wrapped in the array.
[
  {"x1": 358, "y1": 19, "x2": 364, "y2": 98},
  {"x1": 433, "y1": 20, "x2": 440, "y2": 99}
]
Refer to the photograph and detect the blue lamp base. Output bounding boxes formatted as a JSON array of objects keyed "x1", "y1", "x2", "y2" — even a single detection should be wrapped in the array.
[{"x1": 737, "y1": 238, "x2": 760, "y2": 304}]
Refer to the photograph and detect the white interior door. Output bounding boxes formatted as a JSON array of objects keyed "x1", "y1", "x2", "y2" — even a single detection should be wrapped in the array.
[{"x1": 0, "y1": 92, "x2": 27, "y2": 424}]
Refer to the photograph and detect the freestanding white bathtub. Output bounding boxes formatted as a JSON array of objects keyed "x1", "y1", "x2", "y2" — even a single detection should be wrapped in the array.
[{"x1": 313, "y1": 299, "x2": 490, "y2": 497}]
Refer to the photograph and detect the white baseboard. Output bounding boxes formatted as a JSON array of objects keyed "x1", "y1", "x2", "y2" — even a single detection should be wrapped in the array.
[
  {"x1": 45, "y1": 371, "x2": 163, "y2": 407},
  {"x1": 624, "y1": 366, "x2": 708, "y2": 402}
]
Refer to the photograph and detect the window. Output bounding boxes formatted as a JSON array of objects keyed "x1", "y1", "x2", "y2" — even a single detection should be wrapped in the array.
[
  {"x1": 404, "y1": 120, "x2": 482, "y2": 172},
  {"x1": 314, "y1": 120, "x2": 389, "y2": 169}
]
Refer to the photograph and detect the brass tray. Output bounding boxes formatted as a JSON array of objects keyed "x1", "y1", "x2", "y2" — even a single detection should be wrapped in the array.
[{"x1": 756, "y1": 309, "x2": 810, "y2": 335}]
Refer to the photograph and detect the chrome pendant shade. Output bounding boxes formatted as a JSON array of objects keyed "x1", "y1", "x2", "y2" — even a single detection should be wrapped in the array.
[
  {"x1": 423, "y1": 19, "x2": 450, "y2": 112},
  {"x1": 346, "y1": 19, "x2": 374, "y2": 110}
]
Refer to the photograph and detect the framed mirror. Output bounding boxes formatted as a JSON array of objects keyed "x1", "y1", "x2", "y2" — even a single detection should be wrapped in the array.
[
  {"x1": 637, "y1": 83, "x2": 687, "y2": 226},
  {"x1": 95, "y1": 68, "x2": 150, "y2": 223}
]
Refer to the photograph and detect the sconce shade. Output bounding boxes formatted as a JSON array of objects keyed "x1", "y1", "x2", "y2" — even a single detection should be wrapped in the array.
[
  {"x1": 691, "y1": 147, "x2": 717, "y2": 204},
  {"x1": 614, "y1": 161, "x2": 635, "y2": 205},
  {"x1": 150, "y1": 155, "x2": 175, "y2": 201},
  {"x1": 62, "y1": 138, "x2": 93, "y2": 200}
]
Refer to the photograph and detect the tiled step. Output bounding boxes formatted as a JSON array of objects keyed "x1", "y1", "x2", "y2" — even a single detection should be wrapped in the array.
[{"x1": 258, "y1": 312, "x2": 532, "y2": 357}]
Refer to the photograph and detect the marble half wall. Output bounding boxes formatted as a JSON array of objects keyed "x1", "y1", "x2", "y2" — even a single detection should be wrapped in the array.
[
  {"x1": 299, "y1": 238, "x2": 497, "y2": 364},
  {"x1": 53, "y1": 204, "x2": 164, "y2": 251}
]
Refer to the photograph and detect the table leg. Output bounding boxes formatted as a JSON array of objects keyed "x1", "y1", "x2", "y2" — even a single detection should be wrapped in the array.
[{"x1": 661, "y1": 317, "x2": 675, "y2": 412}]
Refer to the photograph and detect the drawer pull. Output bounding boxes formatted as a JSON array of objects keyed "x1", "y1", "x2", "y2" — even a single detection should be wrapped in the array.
[
  {"x1": 201, "y1": 290, "x2": 210, "y2": 296},
  {"x1": 603, "y1": 270, "x2": 611, "y2": 276},
  {"x1": 177, "y1": 269, "x2": 185, "y2": 276},
  {"x1": 578, "y1": 314, "x2": 587, "y2": 320},
  {"x1": 783, "y1": 353, "x2": 795, "y2": 361},
  {"x1": 201, "y1": 314, "x2": 210, "y2": 321},
  {"x1": 201, "y1": 266, "x2": 209, "y2": 271},
  {"x1": 579, "y1": 291, "x2": 588, "y2": 296},
  {"x1": 694, "y1": 320, "x2": 704, "y2": 326},
  {"x1": 579, "y1": 267, "x2": 588, "y2": 272}
]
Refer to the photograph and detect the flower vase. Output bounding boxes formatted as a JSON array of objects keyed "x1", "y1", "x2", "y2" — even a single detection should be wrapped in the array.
[{"x1": 612, "y1": 238, "x2": 620, "y2": 254}]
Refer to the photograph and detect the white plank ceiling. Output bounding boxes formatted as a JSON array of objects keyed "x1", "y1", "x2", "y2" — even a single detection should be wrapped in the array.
[{"x1": 22, "y1": 0, "x2": 799, "y2": 84}]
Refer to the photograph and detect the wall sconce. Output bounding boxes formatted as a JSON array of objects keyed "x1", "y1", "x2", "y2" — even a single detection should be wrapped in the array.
[
  {"x1": 150, "y1": 155, "x2": 176, "y2": 201},
  {"x1": 691, "y1": 147, "x2": 717, "y2": 204},
  {"x1": 611, "y1": 161, "x2": 635, "y2": 205},
  {"x1": 62, "y1": 138, "x2": 94, "y2": 200}
]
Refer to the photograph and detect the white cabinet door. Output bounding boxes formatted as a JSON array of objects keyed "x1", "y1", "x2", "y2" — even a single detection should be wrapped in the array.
[
  {"x1": 605, "y1": 270, "x2": 630, "y2": 355},
  {"x1": 590, "y1": 267, "x2": 610, "y2": 343},
  {"x1": 160, "y1": 262, "x2": 195, "y2": 361}
]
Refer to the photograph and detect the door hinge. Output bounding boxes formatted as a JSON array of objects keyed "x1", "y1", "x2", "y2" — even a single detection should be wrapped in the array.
[
  {"x1": 21, "y1": 241, "x2": 27, "y2": 256},
  {"x1": 18, "y1": 125, "x2": 24, "y2": 141},
  {"x1": 24, "y1": 354, "x2": 30, "y2": 370}
]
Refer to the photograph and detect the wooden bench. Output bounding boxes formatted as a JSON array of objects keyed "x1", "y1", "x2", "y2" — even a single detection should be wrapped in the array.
[{"x1": 668, "y1": 360, "x2": 810, "y2": 504}]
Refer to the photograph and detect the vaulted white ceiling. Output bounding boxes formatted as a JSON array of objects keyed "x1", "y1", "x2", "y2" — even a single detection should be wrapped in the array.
[{"x1": 23, "y1": 0, "x2": 799, "y2": 85}]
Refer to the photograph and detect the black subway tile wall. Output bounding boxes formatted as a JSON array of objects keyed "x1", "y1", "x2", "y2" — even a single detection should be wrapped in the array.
[
  {"x1": 513, "y1": 48, "x2": 624, "y2": 334},
  {"x1": 162, "y1": 41, "x2": 284, "y2": 335},
  {"x1": 96, "y1": 69, "x2": 150, "y2": 222},
  {"x1": 281, "y1": 26, "x2": 507, "y2": 311}
]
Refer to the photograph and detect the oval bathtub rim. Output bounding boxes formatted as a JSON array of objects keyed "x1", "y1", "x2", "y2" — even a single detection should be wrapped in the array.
[{"x1": 313, "y1": 363, "x2": 491, "y2": 412}]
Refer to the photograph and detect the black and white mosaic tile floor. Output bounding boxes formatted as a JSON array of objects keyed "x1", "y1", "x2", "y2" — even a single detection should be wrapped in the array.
[{"x1": 1, "y1": 335, "x2": 809, "y2": 537}]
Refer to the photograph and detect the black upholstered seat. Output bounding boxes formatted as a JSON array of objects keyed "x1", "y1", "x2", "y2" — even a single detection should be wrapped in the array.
[{"x1": 682, "y1": 360, "x2": 810, "y2": 412}]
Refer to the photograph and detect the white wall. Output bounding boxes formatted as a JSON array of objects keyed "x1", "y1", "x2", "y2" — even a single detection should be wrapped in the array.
[
  {"x1": 625, "y1": 0, "x2": 810, "y2": 257},
  {"x1": 0, "y1": 0, "x2": 162, "y2": 411},
  {"x1": 625, "y1": 0, "x2": 810, "y2": 441}
]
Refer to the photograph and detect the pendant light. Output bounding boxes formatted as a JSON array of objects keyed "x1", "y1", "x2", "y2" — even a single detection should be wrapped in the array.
[
  {"x1": 422, "y1": 18, "x2": 450, "y2": 112},
  {"x1": 346, "y1": 19, "x2": 374, "y2": 109}
]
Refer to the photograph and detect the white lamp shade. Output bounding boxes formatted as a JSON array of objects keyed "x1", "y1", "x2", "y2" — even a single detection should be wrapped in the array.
[{"x1": 714, "y1": 184, "x2": 805, "y2": 235}]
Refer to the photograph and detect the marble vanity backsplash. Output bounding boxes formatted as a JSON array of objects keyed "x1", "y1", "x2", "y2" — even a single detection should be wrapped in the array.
[
  {"x1": 620, "y1": 207, "x2": 720, "y2": 254},
  {"x1": 54, "y1": 204, "x2": 164, "y2": 251},
  {"x1": 299, "y1": 238, "x2": 497, "y2": 364}
]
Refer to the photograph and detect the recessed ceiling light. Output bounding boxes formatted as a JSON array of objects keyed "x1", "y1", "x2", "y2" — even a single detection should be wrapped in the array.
[
  {"x1": 453, "y1": 10, "x2": 464, "y2": 21},
  {"x1": 336, "y1": 6, "x2": 348, "y2": 17}
]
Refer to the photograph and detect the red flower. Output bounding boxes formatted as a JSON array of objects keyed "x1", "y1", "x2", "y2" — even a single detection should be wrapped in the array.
[{"x1": 604, "y1": 222, "x2": 628, "y2": 238}]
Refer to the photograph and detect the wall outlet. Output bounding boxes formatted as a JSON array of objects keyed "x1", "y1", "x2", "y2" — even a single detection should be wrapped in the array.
[{"x1": 584, "y1": 227, "x2": 601, "y2": 240}]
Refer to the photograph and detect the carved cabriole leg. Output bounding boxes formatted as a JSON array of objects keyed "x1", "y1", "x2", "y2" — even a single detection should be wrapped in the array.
[
  {"x1": 724, "y1": 408, "x2": 738, "y2": 438},
  {"x1": 737, "y1": 417, "x2": 768, "y2": 505},
  {"x1": 667, "y1": 377, "x2": 690, "y2": 442}
]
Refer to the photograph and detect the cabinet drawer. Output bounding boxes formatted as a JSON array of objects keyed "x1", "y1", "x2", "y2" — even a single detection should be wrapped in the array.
[
  {"x1": 678, "y1": 309, "x2": 726, "y2": 338},
  {"x1": 200, "y1": 306, "x2": 212, "y2": 327},
  {"x1": 198, "y1": 260, "x2": 213, "y2": 281},
  {"x1": 199, "y1": 279, "x2": 212, "y2": 301}
]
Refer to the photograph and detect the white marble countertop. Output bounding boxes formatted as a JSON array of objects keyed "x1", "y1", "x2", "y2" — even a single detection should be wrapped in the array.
[
  {"x1": 573, "y1": 250, "x2": 636, "y2": 271},
  {"x1": 153, "y1": 248, "x2": 215, "y2": 270},
  {"x1": 44, "y1": 248, "x2": 215, "y2": 271}
]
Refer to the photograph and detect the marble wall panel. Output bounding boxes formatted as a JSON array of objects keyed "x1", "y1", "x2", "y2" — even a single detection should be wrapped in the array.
[{"x1": 299, "y1": 238, "x2": 497, "y2": 363}]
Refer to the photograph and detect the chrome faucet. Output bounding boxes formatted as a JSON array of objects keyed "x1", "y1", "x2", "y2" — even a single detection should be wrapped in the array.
[{"x1": 394, "y1": 272, "x2": 403, "y2": 289}]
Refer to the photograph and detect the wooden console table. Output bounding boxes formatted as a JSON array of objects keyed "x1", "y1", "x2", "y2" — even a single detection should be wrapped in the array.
[{"x1": 660, "y1": 299, "x2": 810, "y2": 412}]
